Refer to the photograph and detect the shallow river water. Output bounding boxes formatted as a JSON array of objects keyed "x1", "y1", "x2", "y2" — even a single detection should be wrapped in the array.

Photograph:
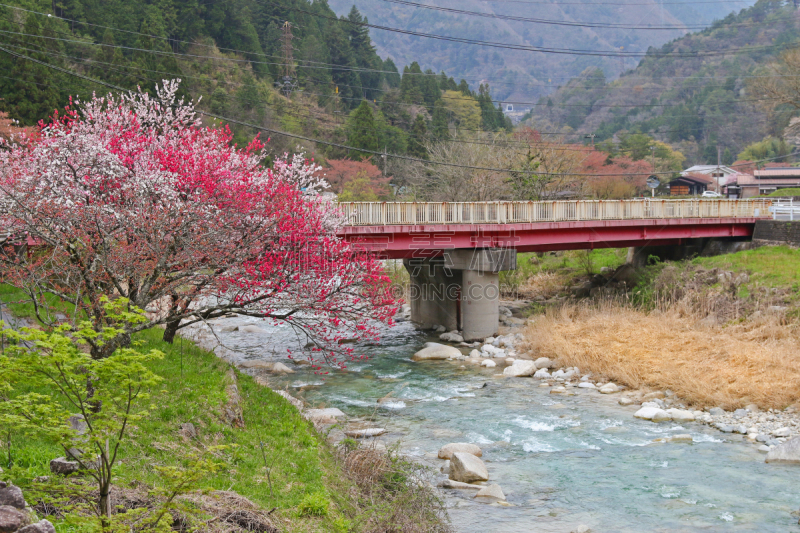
[{"x1": 205, "y1": 317, "x2": 800, "y2": 532}]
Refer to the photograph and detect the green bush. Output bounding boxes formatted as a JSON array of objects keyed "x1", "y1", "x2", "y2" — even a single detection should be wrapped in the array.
[
  {"x1": 297, "y1": 491, "x2": 330, "y2": 517},
  {"x1": 766, "y1": 188, "x2": 800, "y2": 197}
]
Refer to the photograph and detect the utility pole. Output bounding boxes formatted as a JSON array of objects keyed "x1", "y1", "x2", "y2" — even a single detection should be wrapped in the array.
[
  {"x1": 651, "y1": 145, "x2": 657, "y2": 197},
  {"x1": 585, "y1": 133, "x2": 596, "y2": 149},
  {"x1": 716, "y1": 145, "x2": 722, "y2": 193}
]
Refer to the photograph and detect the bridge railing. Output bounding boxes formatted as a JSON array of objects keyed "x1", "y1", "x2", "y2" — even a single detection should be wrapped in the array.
[{"x1": 338, "y1": 199, "x2": 772, "y2": 226}]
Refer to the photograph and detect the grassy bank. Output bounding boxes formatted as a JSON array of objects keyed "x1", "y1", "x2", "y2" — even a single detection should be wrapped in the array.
[
  {"x1": 503, "y1": 248, "x2": 628, "y2": 299},
  {"x1": 0, "y1": 287, "x2": 450, "y2": 532},
  {"x1": 520, "y1": 245, "x2": 800, "y2": 410},
  {"x1": 523, "y1": 303, "x2": 800, "y2": 410}
]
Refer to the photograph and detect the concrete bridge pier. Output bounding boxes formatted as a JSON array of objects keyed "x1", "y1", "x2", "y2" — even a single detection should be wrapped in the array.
[{"x1": 404, "y1": 249, "x2": 516, "y2": 341}]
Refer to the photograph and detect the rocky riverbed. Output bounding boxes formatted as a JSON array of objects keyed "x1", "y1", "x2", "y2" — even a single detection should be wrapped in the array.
[{"x1": 178, "y1": 308, "x2": 800, "y2": 531}]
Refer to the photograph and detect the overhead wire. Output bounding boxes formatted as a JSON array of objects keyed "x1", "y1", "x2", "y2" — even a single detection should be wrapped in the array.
[
  {"x1": 0, "y1": 23, "x2": 789, "y2": 114},
  {"x1": 276, "y1": 2, "x2": 800, "y2": 58},
  {"x1": 0, "y1": 43, "x2": 795, "y2": 177},
  {"x1": 3, "y1": 4, "x2": 800, "y2": 95},
  {"x1": 381, "y1": 0, "x2": 721, "y2": 30}
]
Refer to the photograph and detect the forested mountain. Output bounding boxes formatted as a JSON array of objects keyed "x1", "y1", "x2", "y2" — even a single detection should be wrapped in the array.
[
  {"x1": 0, "y1": 0, "x2": 509, "y2": 163},
  {"x1": 327, "y1": 0, "x2": 755, "y2": 103},
  {"x1": 524, "y1": 0, "x2": 800, "y2": 164}
]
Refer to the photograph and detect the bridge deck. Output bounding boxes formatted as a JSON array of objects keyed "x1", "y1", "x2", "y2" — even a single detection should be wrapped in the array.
[{"x1": 336, "y1": 200, "x2": 771, "y2": 259}]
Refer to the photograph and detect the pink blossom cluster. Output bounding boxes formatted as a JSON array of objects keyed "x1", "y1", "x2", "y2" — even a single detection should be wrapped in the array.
[{"x1": 0, "y1": 81, "x2": 396, "y2": 367}]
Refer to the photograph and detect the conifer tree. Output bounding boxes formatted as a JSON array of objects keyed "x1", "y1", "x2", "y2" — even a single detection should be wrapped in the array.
[
  {"x1": 383, "y1": 58, "x2": 401, "y2": 88},
  {"x1": 5, "y1": 17, "x2": 61, "y2": 125},
  {"x1": 347, "y1": 100, "x2": 380, "y2": 159},
  {"x1": 408, "y1": 113, "x2": 428, "y2": 159},
  {"x1": 431, "y1": 100, "x2": 450, "y2": 140}
]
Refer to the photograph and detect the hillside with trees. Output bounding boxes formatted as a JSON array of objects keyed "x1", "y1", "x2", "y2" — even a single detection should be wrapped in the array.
[
  {"x1": 328, "y1": 0, "x2": 754, "y2": 103},
  {"x1": 523, "y1": 0, "x2": 800, "y2": 164},
  {"x1": 0, "y1": 0, "x2": 509, "y2": 170}
]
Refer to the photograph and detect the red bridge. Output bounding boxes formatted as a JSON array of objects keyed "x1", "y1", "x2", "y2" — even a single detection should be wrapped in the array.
[
  {"x1": 335, "y1": 199, "x2": 771, "y2": 341},
  {"x1": 336, "y1": 199, "x2": 771, "y2": 259}
]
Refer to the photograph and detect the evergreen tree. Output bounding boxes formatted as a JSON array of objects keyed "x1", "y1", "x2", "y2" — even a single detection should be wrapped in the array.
[
  {"x1": 477, "y1": 84, "x2": 499, "y2": 131},
  {"x1": 260, "y1": 22, "x2": 283, "y2": 80},
  {"x1": 722, "y1": 147, "x2": 734, "y2": 165},
  {"x1": 408, "y1": 113, "x2": 428, "y2": 159},
  {"x1": 431, "y1": 100, "x2": 449, "y2": 140},
  {"x1": 400, "y1": 62, "x2": 423, "y2": 104},
  {"x1": 325, "y1": 22, "x2": 361, "y2": 107},
  {"x1": 346, "y1": 100, "x2": 380, "y2": 159},
  {"x1": 420, "y1": 68, "x2": 441, "y2": 107},
  {"x1": 458, "y1": 79, "x2": 471, "y2": 96},
  {"x1": 345, "y1": 6, "x2": 381, "y2": 100},
  {"x1": 299, "y1": 34, "x2": 331, "y2": 91},
  {"x1": 383, "y1": 58, "x2": 401, "y2": 88},
  {"x1": 95, "y1": 29, "x2": 129, "y2": 88},
  {"x1": 4, "y1": 17, "x2": 61, "y2": 124}
]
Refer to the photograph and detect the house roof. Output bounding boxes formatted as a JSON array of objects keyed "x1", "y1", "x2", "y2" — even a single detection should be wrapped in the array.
[
  {"x1": 753, "y1": 167, "x2": 800, "y2": 179},
  {"x1": 681, "y1": 165, "x2": 736, "y2": 176},
  {"x1": 736, "y1": 175, "x2": 800, "y2": 188},
  {"x1": 672, "y1": 173, "x2": 714, "y2": 185}
]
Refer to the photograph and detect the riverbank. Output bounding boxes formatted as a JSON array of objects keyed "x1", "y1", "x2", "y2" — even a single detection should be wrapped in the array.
[
  {"x1": 517, "y1": 245, "x2": 800, "y2": 408},
  {"x1": 0, "y1": 289, "x2": 451, "y2": 533}
]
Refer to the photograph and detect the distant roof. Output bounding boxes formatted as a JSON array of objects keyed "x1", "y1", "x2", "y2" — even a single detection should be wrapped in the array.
[
  {"x1": 754, "y1": 167, "x2": 800, "y2": 178},
  {"x1": 672, "y1": 173, "x2": 713, "y2": 185},
  {"x1": 681, "y1": 165, "x2": 736, "y2": 176},
  {"x1": 736, "y1": 172, "x2": 800, "y2": 187}
]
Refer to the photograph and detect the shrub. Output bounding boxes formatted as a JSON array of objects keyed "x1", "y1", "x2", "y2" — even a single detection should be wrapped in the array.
[{"x1": 297, "y1": 491, "x2": 330, "y2": 517}]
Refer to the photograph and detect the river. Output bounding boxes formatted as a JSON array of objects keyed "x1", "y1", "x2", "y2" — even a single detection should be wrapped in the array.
[{"x1": 196, "y1": 316, "x2": 800, "y2": 532}]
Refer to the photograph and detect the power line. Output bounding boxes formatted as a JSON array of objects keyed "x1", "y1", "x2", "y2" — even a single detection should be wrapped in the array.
[
  {"x1": 471, "y1": 0, "x2": 753, "y2": 5},
  {"x1": 381, "y1": 0, "x2": 713, "y2": 30},
  {"x1": 0, "y1": 44, "x2": 794, "y2": 177},
  {"x1": 0, "y1": 25, "x2": 788, "y2": 114},
  {"x1": 4, "y1": 5, "x2": 800, "y2": 95},
  {"x1": 278, "y1": 2, "x2": 800, "y2": 58}
]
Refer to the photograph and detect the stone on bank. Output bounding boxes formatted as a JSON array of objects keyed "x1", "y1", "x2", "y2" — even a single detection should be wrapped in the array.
[
  {"x1": 502, "y1": 360, "x2": 537, "y2": 377},
  {"x1": 412, "y1": 343, "x2": 462, "y2": 361},
  {"x1": 449, "y1": 452, "x2": 489, "y2": 483},
  {"x1": 438, "y1": 443, "x2": 483, "y2": 460},
  {"x1": 765, "y1": 436, "x2": 800, "y2": 464},
  {"x1": 474, "y1": 483, "x2": 506, "y2": 503},
  {"x1": 634, "y1": 406, "x2": 671, "y2": 422}
]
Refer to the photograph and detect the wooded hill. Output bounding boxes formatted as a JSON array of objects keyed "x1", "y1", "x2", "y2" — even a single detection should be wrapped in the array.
[
  {"x1": 328, "y1": 0, "x2": 753, "y2": 103},
  {"x1": 0, "y1": 0, "x2": 509, "y2": 162},
  {"x1": 524, "y1": 0, "x2": 800, "y2": 164}
]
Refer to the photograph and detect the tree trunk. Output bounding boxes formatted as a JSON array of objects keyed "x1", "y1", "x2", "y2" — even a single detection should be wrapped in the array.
[
  {"x1": 162, "y1": 319, "x2": 181, "y2": 344},
  {"x1": 89, "y1": 331, "x2": 131, "y2": 360},
  {"x1": 99, "y1": 480, "x2": 112, "y2": 530}
]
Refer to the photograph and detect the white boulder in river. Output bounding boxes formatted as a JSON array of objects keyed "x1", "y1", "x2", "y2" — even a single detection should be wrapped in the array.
[
  {"x1": 412, "y1": 343, "x2": 461, "y2": 361},
  {"x1": 765, "y1": 436, "x2": 800, "y2": 464},
  {"x1": 503, "y1": 360, "x2": 537, "y2": 377},
  {"x1": 439, "y1": 331, "x2": 464, "y2": 343},
  {"x1": 271, "y1": 362, "x2": 294, "y2": 374},
  {"x1": 666, "y1": 408, "x2": 695, "y2": 422},
  {"x1": 438, "y1": 443, "x2": 483, "y2": 460},
  {"x1": 474, "y1": 484, "x2": 506, "y2": 503},
  {"x1": 634, "y1": 406, "x2": 671, "y2": 422},
  {"x1": 449, "y1": 452, "x2": 489, "y2": 483},
  {"x1": 534, "y1": 357, "x2": 553, "y2": 369},
  {"x1": 598, "y1": 383, "x2": 619, "y2": 394},
  {"x1": 345, "y1": 428, "x2": 387, "y2": 438}
]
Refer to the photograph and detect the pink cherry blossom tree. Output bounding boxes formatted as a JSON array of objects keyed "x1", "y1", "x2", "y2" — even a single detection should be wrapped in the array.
[{"x1": 0, "y1": 81, "x2": 396, "y2": 366}]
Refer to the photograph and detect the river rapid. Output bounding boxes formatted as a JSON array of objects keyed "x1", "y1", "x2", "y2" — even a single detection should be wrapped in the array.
[{"x1": 195, "y1": 316, "x2": 800, "y2": 532}]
